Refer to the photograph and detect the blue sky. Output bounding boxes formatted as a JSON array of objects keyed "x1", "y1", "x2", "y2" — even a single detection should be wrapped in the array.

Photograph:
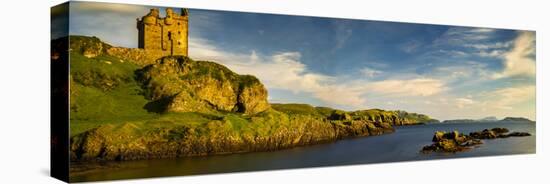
[{"x1": 64, "y1": 1, "x2": 536, "y2": 120}]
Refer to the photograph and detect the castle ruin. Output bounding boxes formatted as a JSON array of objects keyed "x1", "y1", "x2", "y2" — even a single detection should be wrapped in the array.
[{"x1": 137, "y1": 8, "x2": 189, "y2": 56}]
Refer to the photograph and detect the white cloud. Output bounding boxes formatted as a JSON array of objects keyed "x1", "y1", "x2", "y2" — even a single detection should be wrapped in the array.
[
  {"x1": 359, "y1": 67, "x2": 382, "y2": 78},
  {"x1": 366, "y1": 78, "x2": 446, "y2": 97},
  {"x1": 465, "y1": 41, "x2": 512, "y2": 50},
  {"x1": 434, "y1": 27, "x2": 496, "y2": 46},
  {"x1": 432, "y1": 49, "x2": 469, "y2": 58},
  {"x1": 189, "y1": 36, "x2": 364, "y2": 106},
  {"x1": 189, "y1": 36, "x2": 446, "y2": 108},
  {"x1": 468, "y1": 28, "x2": 497, "y2": 33},
  {"x1": 455, "y1": 98, "x2": 474, "y2": 109},
  {"x1": 435, "y1": 61, "x2": 490, "y2": 79},
  {"x1": 484, "y1": 85, "x2": 535, "y2": 110},
  {"x1": 477, "y1": 49, "x2": 505, "y2": 58},
  {"x1": 493, "y1": 31, "x2": 536, "y2": 79}
]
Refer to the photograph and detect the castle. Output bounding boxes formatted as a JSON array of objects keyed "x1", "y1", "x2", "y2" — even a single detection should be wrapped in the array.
[{"x1": 137, "y1": 8, "x2": 189, "y2": 56}]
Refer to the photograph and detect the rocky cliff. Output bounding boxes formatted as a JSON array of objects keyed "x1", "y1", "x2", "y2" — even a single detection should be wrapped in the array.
[
  {"x1": 135, "y1": 56, "x2": 270, "y2": 115},
  {"x1": 63, "y1": 36, "x2": 435, "y2": 162}
]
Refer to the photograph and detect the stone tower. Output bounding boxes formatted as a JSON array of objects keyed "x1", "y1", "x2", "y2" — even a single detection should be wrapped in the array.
[{"x1": 137, "y1": 8, "x2": 188, "y2": 56}]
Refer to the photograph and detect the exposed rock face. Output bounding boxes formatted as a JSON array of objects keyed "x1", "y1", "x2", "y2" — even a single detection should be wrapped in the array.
[
  {"x1": 106, "y1": 47, "x2": 165, "y2": 66},
  {"x1": 136, "y1": 56, "x2": 270, "y2": 115},
  {"x1": 70, "y1": 110, "x2": 395, "y2": 161},
  {"x1": 69, "y1": 36, "x2": 110, "y2": 59},
  {"x1": 237, "y1": 76, "x2": 271, "y2": 114},
  {"x1": 422, "y1": 128, "x2": 531, "y2": 153},
  {"x1": 165, "y1": 91, "x2": 213, "y2": 113}
]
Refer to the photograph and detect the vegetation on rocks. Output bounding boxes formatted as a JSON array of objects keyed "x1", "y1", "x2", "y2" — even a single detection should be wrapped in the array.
[{"x1": 63, "y1": 35, "x2": 437, "y2": 162}]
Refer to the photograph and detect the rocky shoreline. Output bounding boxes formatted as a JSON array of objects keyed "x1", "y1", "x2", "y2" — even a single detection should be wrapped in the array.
[
  {"x1": 421, "y1": 128, "x2": 531, "y2": 153},
  {"x1": 70, "y1": 117, "x2": 396, "y2": 162}
]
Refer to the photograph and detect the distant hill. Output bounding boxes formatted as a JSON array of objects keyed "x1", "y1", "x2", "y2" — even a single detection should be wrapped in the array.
[
  {"x1": 442, "y1": 116, "x2": 534, "y2": 124},
  {"x1": 480, "y1": 116, "x2": 498, "y2": 121},
  {"x1": 500, "y1": 117, "x2": 535, "y2": 123}
]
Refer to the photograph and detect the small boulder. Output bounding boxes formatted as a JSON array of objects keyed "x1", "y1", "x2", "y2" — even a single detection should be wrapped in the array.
[{"x1": 432, "y1": 131, "x2": 446, "y2": 142}]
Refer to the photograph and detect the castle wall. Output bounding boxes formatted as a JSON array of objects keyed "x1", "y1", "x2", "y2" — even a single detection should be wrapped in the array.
[{"x1": 137, "y1": 8, "x2": 188, "y2": 58}]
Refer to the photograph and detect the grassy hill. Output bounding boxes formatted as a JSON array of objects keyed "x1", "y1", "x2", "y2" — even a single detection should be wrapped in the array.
[{"x1": 60, "y1": 36, "x2": 437, "y2": 162}]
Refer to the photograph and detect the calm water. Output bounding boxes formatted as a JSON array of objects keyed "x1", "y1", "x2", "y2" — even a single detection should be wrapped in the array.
[{"x1": 71, "y1": 122, "x2": 536, "y2": 182}]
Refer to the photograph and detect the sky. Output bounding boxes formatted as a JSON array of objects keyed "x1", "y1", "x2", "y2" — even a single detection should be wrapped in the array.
[{"x1": 60, "y1": 1, "x2": 536, "y2": 120}]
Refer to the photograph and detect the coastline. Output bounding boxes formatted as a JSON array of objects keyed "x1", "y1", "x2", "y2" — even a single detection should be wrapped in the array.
[{"x1": 69, "y1": 121, "x2": 536, "y2": 181}]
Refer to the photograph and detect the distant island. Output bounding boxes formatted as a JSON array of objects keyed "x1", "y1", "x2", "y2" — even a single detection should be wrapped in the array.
[{"x1": 441, "y1": 117, "x2": 534, "y2": 124}]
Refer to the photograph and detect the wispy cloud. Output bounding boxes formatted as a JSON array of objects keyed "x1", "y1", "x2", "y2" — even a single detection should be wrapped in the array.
[
  {"x1": 465, "y1": 41, "x2": 512, "y2": 50},
  {"x1": 434, "y1": 27, "x2": 496, "y2": 46},
  {"x1": 433, "y1": 62, "x2": 490, "y2": 80},
  {"x1": 493, "y1": 31, "x2": 536, "y2": 79},
  {"x1": 359, "y1": 67, "x2": 382, "y2": 78},
  {"x1": 400, "y1": 40, "x2": 423, "y2": 53},
  {"x1": 331, "y1": 21, "x2": 354, "y2": 52}
]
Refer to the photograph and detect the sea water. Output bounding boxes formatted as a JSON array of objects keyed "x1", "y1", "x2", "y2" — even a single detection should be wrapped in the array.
[{"x1": 71, "y1": 122, "x2": 535, "y2": 182}]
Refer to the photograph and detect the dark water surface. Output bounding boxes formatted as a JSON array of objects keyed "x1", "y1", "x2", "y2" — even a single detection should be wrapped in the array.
[{"x1": 71, "y1": 122, "x2": 535, "y2": 182}]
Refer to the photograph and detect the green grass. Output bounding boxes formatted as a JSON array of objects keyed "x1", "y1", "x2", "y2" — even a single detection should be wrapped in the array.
[
  {"x1": 271, "y1": 103, "x2": 328, "y2": 117},
  {"x1": 69, "y1": 51, "x2": 278, "y2": 137}
]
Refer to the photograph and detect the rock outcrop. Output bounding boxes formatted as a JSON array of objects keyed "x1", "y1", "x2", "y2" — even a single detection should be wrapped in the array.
[
  {"x1": 136, "y1": 56, "x2": 270, "y2": 115},
  {"x1": 422, "y1": 128, "x2": 531, "y2": 153}
]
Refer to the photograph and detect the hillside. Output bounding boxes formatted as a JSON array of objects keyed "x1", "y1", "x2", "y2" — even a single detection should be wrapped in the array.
[{"x1": 57, "y1": 36, "x2": 437, "y2": 162}]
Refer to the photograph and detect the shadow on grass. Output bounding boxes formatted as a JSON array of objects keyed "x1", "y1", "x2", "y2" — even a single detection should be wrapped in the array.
[{"x1": 143, "y1": 96, "x2": 173, "y2": 113}]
